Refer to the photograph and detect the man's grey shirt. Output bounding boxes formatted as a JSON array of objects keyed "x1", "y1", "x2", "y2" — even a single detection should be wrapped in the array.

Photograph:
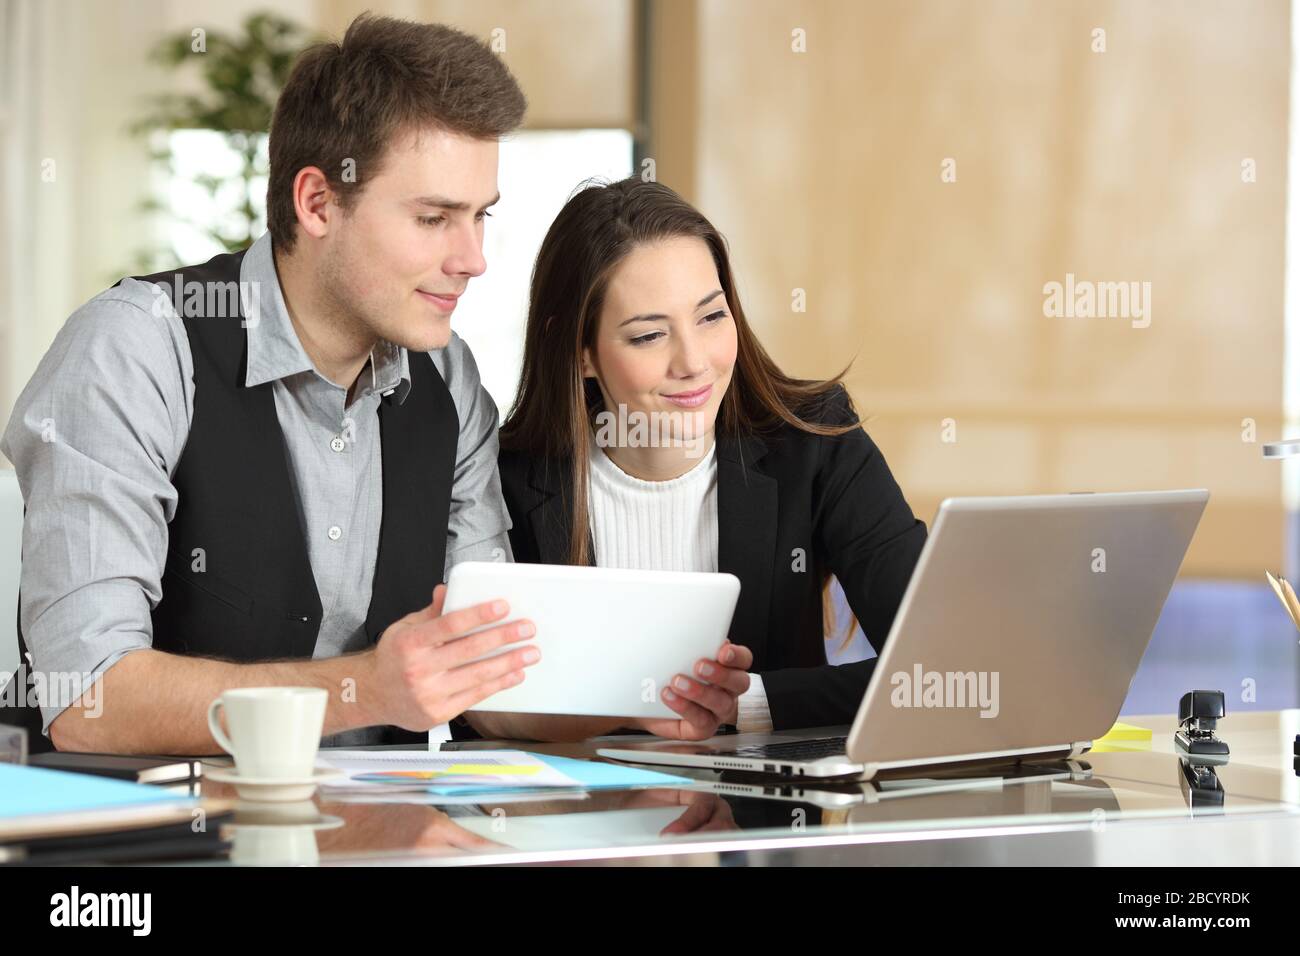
[{"x1": 1, "y1": 232, "x2": 513, "y2": 744}]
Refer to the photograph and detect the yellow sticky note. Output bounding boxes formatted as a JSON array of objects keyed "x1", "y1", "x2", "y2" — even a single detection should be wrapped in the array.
[
  {"x1": 439, "y1": 764, "x2": 543, "y2": 776},
  {"x1": 1097, "y1": 721, "x2": 1152, "y2": 742},
  {"x1": 1089, "y1": 721, "x2": 1153, "y2": 752}
]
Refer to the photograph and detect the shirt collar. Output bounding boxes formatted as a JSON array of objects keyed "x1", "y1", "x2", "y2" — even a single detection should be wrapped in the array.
[{"x1": 239, "y1": 232, "x2": 412, "y2": 403}]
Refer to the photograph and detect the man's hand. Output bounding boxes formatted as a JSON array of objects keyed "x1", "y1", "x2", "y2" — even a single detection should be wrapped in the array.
[
  {"x1": 636, "y1": 641, "x2": 753, "y2": 741},
  {"x1": 369, "y1": 584, "x2": 540, "y2": 732}
]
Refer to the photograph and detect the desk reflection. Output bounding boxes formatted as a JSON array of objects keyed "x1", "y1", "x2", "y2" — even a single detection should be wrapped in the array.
[
  {"x1": 206, "y1": 762, "x2": 1119, "y2": 863},
  {"x1": 194, "y1": 709, "x2": 1300, "y2": 866}
]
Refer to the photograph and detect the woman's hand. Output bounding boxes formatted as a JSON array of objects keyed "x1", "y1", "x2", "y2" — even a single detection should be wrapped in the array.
[{"x1": 636, "y1": 641, "x2": 754, "y2": 741}]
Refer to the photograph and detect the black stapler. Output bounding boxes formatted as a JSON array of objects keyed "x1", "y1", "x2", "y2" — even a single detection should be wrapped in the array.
[
  {"x1": 1174, "y1": 690, "x2": 1229, "y2": 762},
  {"x1": 1178, "y1": 758, "x2": 1225, "y2": 811}
]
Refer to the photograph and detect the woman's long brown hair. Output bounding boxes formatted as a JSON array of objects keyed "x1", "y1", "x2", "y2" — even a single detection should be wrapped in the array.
[{"x1": 500, "y1": 176, "x2": 860, "y2": 572}]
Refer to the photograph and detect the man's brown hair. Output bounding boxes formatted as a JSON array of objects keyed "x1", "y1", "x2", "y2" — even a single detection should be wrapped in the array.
[{"x1": 267, "y1": 14, "x2": 526, "y2": 253}]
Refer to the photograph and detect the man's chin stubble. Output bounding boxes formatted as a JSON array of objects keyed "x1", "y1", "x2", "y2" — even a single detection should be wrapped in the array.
[{"x1": 399, "y1": 320, "x2": 452, "y2": 353}]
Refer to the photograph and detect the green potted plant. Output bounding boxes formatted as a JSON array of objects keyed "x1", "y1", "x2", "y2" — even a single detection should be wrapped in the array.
[{"x1": 127, "y1": 11, "x2": 317, "y2": 273}]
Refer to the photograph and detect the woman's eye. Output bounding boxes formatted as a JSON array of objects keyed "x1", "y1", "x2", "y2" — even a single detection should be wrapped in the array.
[
  {"x1": 418, "y1": 215, "x2": 446, "y2": 227},
  {"x1": 702, "y1": 310, "x2": 727, "y2": 324},
  {"x1": 475, "y1": 210, "x2": 493, "y2": 222},
  {"x1": 630, "y1": 332, "x2": 665, "y2": 346}
]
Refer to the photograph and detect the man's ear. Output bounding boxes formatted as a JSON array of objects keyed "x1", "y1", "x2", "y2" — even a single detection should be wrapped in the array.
[{"x1": 293, "y1": 165, "x2": 334, "y2": 241}]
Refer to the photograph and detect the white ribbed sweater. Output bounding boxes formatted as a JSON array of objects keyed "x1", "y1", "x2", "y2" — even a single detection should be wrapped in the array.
[{"x1": 587, "y1": 441, "x2": 719, "y2": 572}]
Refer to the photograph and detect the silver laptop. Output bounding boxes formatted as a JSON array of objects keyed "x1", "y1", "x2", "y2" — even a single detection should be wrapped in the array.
[{"x1": 598, "y1": 489, "x2": 1208, "y2": 780}]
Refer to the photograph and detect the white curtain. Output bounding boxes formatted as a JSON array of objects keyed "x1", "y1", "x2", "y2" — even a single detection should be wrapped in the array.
[{"x1": 0, "y1": 0, "x2": 166, "y2": 466}]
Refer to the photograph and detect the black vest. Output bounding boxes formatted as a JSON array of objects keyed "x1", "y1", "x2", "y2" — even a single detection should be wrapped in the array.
[{"x1": 6, "y1": 249, "x2": 458, "y2": 752}]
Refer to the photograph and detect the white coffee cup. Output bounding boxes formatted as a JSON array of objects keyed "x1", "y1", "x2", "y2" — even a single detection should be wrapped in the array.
[{"x1": 206, "y1": 687, "x2": 327, "y2": 780}]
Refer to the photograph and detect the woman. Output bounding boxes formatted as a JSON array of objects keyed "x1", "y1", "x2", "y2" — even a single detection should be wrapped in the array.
[{"x1": 479, "y1": 177, "x2": 926, "y2": 743}]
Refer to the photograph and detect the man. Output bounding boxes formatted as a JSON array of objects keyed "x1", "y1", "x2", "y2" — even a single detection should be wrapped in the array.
[{"x1": 0, "y1": 15, "x2": 540, "y2": 754}]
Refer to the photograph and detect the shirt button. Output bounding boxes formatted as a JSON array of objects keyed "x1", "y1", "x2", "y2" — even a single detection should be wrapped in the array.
[
  {"x1": 327, "y1": 525, "x2": 342, "y2": 541},
  {"x1": 330, "y1": 436, "x2": 346, "y2": 452}
]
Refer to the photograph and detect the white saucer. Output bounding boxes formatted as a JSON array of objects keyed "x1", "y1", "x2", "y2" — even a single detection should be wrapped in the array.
[
  {"x1": 226, "y1": 814, "x2": 344, "y2": 832},
  {"x1": 204, "y1": 766, "x2": 346, "y2": 802},
  {"x1": 225, "y1": 799, "x2": 342, "y2": 830}
]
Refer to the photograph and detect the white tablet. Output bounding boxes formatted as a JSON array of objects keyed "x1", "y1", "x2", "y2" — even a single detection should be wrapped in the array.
[{"x1": 442, "y1": 562, "x2": 741, "y2": 720}]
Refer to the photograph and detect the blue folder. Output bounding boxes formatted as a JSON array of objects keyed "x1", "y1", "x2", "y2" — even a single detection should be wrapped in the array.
[{"x1": 0, "y1": 763, "x2": 191, "y2": 819}]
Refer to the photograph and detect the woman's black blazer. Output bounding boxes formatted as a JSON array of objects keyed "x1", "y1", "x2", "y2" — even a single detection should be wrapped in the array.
[{"x1": 496, "y1": 387, "x2": 928, "y2": 730}]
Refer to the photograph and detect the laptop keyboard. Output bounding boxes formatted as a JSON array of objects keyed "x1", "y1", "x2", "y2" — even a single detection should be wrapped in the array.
[{"x1": 730, "y1": 736, "x2": 849, "y2": 761}]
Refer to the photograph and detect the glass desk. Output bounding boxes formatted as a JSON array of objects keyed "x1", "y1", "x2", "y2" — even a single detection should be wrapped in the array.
[{"x1": 196, "y1": 709, "x2": 1300, "y2": 866}]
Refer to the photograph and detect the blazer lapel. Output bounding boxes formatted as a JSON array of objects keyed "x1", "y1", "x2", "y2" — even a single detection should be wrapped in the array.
[{"x1": 716, "y1": 432, "x2": 777, "y2": 666}]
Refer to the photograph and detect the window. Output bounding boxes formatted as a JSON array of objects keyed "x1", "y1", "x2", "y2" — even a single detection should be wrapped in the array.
[
  {"x1": 454, "y1": 129, "x2": 634, "y2": 416},
  {"x1": 160, "y1": 129, "x2": 268, "y2": 265}
]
